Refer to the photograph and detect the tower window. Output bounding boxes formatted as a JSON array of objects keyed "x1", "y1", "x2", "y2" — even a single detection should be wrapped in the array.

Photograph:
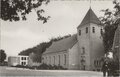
[
  {"x1": 92, "y1": 27, "x2": 95, "y2": 33},
  {"x1": 79, "y1": 30, "x2": 81, "y2": 35},
  {"x1": 81, "y1": 47, "x2": 85, "y2": 55},
  {"x1": 86, "y1": 27, "x2": 88, "y2": 33}
]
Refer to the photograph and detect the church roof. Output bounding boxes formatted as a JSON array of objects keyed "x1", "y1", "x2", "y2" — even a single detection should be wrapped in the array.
[
  {"x1": 77, "y1": 8, "x2": 101, "y2": 28},
  {"x1": 43, "y1": 34, "x2": 77, "y2": 54}
]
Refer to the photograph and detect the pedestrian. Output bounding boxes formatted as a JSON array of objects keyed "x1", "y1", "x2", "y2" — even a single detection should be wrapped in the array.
[
  {"x1": 101, "y1": 61, "x2": 109, "y2": 77},
  {"x1": 106, "y1": 51, "x2": 115, "y2": 76},
  {"x1": 107, "y1": 58, "x2": 115, "y2": 77}
]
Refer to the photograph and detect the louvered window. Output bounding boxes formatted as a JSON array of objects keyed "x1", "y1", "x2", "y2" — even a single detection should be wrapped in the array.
[
  {"x1": 92, "y1": 27, "x2": 95, "y2": 33},
  {"x1": 86, "y1": 27, "x2": 88, "y2": 33},
  {"x1": 79, "y1": 30, "x2": 81, "y2": 35}
]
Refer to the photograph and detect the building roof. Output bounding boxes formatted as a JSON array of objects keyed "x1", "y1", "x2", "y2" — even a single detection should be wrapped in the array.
[
  {"x1": 77, "y1": 8, "x2": 101, "y2": 28},
  {"x1": 43, "y1": 34, "x2": 77, "y2": 54}
]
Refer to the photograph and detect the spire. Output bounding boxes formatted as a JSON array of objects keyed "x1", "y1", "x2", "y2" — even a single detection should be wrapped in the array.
[{"x1": 77, "y1": 8, "x2": 100, "y2": 28}]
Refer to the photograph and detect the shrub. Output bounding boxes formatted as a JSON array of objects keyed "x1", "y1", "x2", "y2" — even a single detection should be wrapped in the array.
[
  {"x1": 13, "y1": 65, "x2": 29, "y2": 69},
  {"x1": 48, "y1": 64, "x2": 53, "y2": 70},
  {"x1": 35, "y1": 63, "x2": 67, "y2": 70},
  {"x1": 37, "y1": 63, "x2": 49, "y2": 70},
  {"x1": 52, "y1": 65, "x2": 58, "y2": 69}
]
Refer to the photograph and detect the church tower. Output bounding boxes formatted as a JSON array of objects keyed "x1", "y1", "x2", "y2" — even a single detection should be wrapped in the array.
[{"x1": 77, "y1": 8, "x2": 104, "y2": 70}]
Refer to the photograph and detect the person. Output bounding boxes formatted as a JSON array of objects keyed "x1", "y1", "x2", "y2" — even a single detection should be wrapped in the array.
[
  {"x1": 107, "y1": 51, "x2": 115, "y2": 76},
  {"x1": 107, "y1": 58, "x2": 116, "y2": 77},
  {"x1": 101, "y1": 61, "x2": 109, "y2": 77}
]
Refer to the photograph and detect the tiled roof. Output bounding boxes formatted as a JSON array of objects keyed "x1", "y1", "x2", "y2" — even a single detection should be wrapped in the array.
[
  {"x1": 43, "y1": 34, "x2": 77, "y2": 54},
  {"x1": 78, "y1": 8, "x2": 101, "y2": 28}
]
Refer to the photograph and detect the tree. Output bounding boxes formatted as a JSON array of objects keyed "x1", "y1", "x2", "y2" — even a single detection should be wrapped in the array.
[
  {"x1": 99, "y1": 0, "x2": 120, "y2": 73},
  {"x1": 100, "y1": 0, "x2": 120, "y2": 53},
  {"x1": 29, "y1": 52, "x2": 41, "y2": 62},
  {"x1": 0, "y1": 49, "x2": 7, "y2": 63},
  {"x1": 1, "y1": 0, "x2": 50, "y2": 23}
]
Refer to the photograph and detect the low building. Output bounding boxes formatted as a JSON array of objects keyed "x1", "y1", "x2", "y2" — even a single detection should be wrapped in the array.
[
  {"x1": 8, "y1": 56, "x2": 19, "y2": 66},
  {"x1": 8, "y1": 55, "x2": 29, "y2": 66},
  {"x1": 19, "y1": 55, "x2": 29, "y2": 66}
]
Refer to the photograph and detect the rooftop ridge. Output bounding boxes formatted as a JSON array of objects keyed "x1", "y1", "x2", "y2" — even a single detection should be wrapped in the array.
[
  {"x1": 43, "y1": 34, "x2": 77, "y2": 54},
  {"x1": 77, "y1": 8, "x2": 100, "y2": 28}
]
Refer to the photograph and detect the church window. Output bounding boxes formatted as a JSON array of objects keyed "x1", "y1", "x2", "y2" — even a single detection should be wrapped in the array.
[
  {"x1": 54, "y1": 56, "x2": 55, "y2": 65},
  {"x1": 81, "y1": 47, "x2": 85, "y2": 55},
  {"x1": 86, "y1": 27, "x2": 88, "y2": 33},
  {"x1": 92, "y1": 27, "x2": 95, "y2": 33},
  {"x1": 98, "y1": 60, "x2": 101, "y2": 67},
  {"x1": 64, "y1": 54, "x2": 66, "y2": 65},
  {"x1": 94, "y1": 60, "x2": 99, "y2": 67},
  {"x1": 94, "y1": 60, "x2": 96, "y2": 66},
  {"x1": 79, "y1": 30, "x2": 81, "y2": 35},
  {"x1": 42, "y1": 57, "x2": 44, "y2": 63},
  {"x1": 58, "y1": 55, "x2": 60, "y2": 65},
  {"x1": 49, "y1": 56, "x2": 51, "y2": 64},
  {"x1": 97, "y1": 61, "x2": 98, "y2": 66}
]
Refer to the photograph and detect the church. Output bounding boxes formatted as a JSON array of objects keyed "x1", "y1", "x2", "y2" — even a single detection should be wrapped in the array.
[{"x1": 42, "y1": 8, "x2": 105, "y2": 71}]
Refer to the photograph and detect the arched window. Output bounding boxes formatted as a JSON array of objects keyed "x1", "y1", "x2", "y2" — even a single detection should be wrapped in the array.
[
  {"x1": 64, "y1": 54, "x2": 66, "y2": 65},
  {"x1": 54, "y1": 56, "x2": 55, "y2": 65},
  {"x1": 58, "y1": 55, "x2": 60, "y2": 65},
  {"x1": 94, "y1": 60, "x2": 96, "y2": 67}
]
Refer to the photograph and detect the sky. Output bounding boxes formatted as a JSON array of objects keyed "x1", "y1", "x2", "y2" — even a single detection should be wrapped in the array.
[{"x1": 1, "y1": 0, "x2": 114, "y2": 57}]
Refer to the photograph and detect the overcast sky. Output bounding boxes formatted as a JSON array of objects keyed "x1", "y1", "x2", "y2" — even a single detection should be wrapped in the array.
[{"x1": 1, "y1": 0, "x2": 114, "y2": 57}]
